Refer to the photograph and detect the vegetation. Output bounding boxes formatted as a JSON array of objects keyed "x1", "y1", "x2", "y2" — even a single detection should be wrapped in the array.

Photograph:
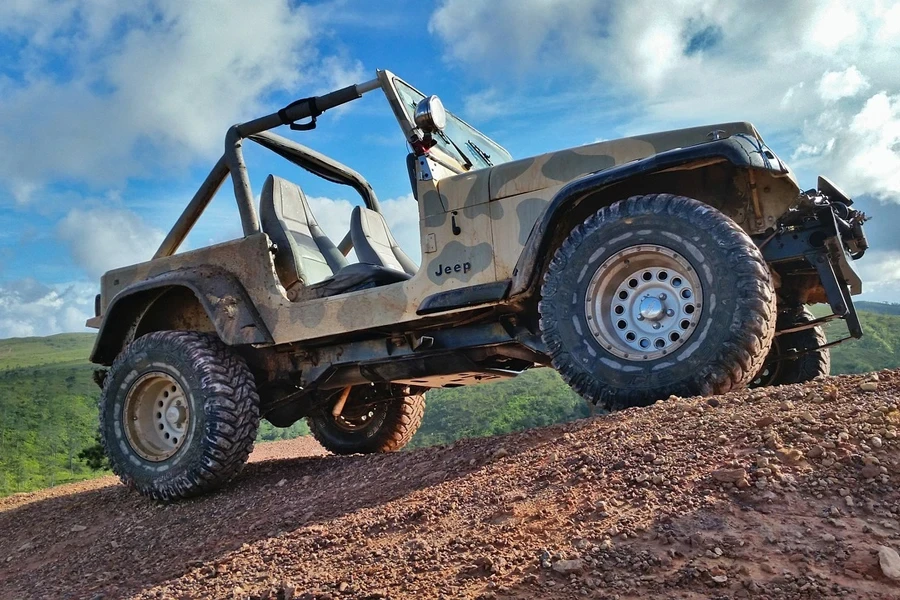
[
  {"x1": 409, "y1": 368, "x2": 590, "y2": 448},
  {"x1": 1, "y1": 303, "x2": 899, "y2": 496},
  {"x1": 0, "y1": 335, "x2": 99, "y2": 496}
]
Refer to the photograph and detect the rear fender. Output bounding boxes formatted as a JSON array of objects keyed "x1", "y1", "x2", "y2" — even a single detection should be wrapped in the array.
[{"x1": 90, "y1": 266, "x2": 272, "y2": 365}]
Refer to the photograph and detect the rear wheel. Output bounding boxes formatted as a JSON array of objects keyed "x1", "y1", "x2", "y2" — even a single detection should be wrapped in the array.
[
  {"x1": 307, "y1": 385, "x2": 425, "y2": 455},
  {"x1": 751, "y1": 308, "x2": 830, "y2": 387},
  {"x1": 99, "y1": 331, "x2": 260, "y2": 501},
  {"x1": 540, "y1": 194, "x2": 776, "y2": 410}
]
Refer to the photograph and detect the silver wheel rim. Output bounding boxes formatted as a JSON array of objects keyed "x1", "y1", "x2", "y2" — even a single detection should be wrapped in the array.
[
  {"x1": 584, "y1": 244, "x2": 703, "y2": 361},
  {"x1": 123, "y1": 372, "x2": 190, "y2": 462}
]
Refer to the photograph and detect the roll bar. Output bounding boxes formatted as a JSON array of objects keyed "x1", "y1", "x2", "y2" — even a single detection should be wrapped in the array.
[{"x1": 154, "y1": 77, "x2": 383, "y2": 259}]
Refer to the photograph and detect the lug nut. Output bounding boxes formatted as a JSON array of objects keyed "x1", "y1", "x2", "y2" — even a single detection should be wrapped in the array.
[
  {"x1": 666, "y1": 309, "x2": 675, "y2": 317},
  {"x1": 659, "y1": 293, "x2": 667, "y2": 300},
  {"x1": 652, "y1": 323, "x2": 661, "y2": 330}
]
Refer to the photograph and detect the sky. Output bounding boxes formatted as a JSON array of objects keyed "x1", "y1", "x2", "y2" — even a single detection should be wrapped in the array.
[{"x1": 1, "y1": 0, "x2": 900, "y2": 338}]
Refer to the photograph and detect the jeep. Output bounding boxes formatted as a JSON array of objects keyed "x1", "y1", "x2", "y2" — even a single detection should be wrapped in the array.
[{"x1": 87, "y1": 70, "x2": 868, "y2": 500}]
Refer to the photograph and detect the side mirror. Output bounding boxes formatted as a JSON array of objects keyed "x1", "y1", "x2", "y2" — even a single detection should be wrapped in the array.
[{"x1": 414, "y1": 95, "x2": 447, "y2": 134}]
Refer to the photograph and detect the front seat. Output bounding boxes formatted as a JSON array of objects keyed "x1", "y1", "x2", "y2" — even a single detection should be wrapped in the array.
[
  {"x1": 350, "y1": 206, "x2": 418, "y2": 276},
  {"x1": 260, "y1": 174, "x2": 347, "y2": 289},
  {"x1": 260, "y1": 175, "x2": 411, "y2": 301}
]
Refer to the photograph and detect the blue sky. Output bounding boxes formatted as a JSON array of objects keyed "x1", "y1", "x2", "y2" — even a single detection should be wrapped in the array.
[{"x1": 1, "y1": 0, "x2": 899, "y2": 337}]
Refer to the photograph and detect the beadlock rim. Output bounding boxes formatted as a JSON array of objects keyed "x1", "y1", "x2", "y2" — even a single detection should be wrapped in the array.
[
  {"x1": 123, "y1": 372, "x2": 191, "y2": 462},
  {"x1": 584, "y1": 244, "x2": 704, "y2": 361}
]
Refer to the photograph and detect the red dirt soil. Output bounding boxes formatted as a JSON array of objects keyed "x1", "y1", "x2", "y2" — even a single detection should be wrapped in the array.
[{"x1": 2, "y1": 371, "x2": 900, "y2": 599}]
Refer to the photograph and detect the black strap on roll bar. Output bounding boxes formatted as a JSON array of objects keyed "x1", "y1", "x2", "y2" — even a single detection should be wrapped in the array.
[{"x1": 278, "y1": 97, "x2": 320, "y2": 131}]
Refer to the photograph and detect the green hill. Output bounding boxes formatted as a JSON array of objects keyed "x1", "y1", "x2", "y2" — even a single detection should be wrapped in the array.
[
  {"x1": 0, "y1": 335, "x2": 99, "y2": 494},
  {"x1": 1, "y1": 305, "x2": 899, "y2": 496},
  {"x1": 854, "y1": 301, "x2": 900, "y2": 316}
]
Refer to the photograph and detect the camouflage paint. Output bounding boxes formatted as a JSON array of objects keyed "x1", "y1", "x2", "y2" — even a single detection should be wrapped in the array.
[
  {"x1": 426, "y1": 241, "x2": 493, "y2": 284},
  {"x1": 96, "y1": 100, "x2": 802, "y2": 353}
]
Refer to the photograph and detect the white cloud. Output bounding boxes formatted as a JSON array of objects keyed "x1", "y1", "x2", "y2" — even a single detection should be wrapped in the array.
[
  {"x1": 793, "y1": 92, "x2": 900, "y2": 200},
  {"x1": 57, "y1": 208, "x2": 165, "y2": 279},
  {"x1": 857, "y1": 249, "x2": 900, "y2": 299},
  {"x1": 818, "y1": 66, "x2": 870, "y2": 103},
  {"x1": 0, "y1": 279, "x2": 95, "y2": 338},
  {"x1": 429, "y1": 0, "x2": 900, "y2": 205},
  {"x1": 0, "y1": 0, "x2": 359, "y2": 202}
]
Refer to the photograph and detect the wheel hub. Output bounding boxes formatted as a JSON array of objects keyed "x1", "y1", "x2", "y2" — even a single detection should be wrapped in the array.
[
  {"x1": 638, "y1": 296, "x2": 665, "y2": 321},
  {"x1": 123, "y1": 372, "x2": 190, "y2": 462},
  {"x1": 584, "y1": 244, "x2": 704, "y2": 361}
]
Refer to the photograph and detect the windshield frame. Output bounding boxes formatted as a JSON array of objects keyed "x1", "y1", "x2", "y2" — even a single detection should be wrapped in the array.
[{"x1": 378, "y1": 70, "x2": 512, "y2": 173}]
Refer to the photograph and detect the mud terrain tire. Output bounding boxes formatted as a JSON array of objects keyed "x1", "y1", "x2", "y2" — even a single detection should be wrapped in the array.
[
  {"x1": 540, "y1": 193, "x2": 776, "y2": 410},
  {"x1": 99, "y1": 331, "x2": 260, "y2": 501},
  {"x1": 308, "y1": 388, "x2": 425, "y2": 455},
  {"x1": 752, "y1": 308, "x2": 830, "y2": 387}
]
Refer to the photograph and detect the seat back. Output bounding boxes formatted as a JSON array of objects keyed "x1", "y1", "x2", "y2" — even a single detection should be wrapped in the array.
[
  {"x1": 260, "y1": 174, "x2": 347, "y2": 289},
  {"x1": 350, "y1": 206, "x2": 418, "y2": 276}
]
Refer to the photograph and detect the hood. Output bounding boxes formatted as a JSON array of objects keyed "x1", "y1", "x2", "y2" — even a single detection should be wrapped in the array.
[{"x1": 487, "y1": 122, "x2": 762, "y2": 201}]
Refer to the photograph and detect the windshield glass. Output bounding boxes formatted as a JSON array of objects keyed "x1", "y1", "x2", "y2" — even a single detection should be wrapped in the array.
[{"x1": 394, "y1": 78, "x2": 512, "y2": 170}]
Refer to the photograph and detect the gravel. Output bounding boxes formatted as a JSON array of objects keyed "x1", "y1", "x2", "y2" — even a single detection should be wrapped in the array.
[{"x1": 2, "y1": 371, "x2": 900, "y2": 599}]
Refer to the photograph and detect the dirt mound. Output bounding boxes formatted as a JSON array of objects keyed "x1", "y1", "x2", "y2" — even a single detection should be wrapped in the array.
[{"x1": 2, "y1": 372, "x2": 900, "y2": 599}]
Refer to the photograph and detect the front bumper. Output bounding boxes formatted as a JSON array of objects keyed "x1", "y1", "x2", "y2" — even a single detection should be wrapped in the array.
[{"x1": 760, "y1": 181, "x2": 868, "y2": 340}]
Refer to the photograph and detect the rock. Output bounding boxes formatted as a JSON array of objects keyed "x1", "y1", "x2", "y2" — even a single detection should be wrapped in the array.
[
  {"x1": 282, "y1": 582, "x2": 296, "y2": 600},
  {"x1": 712, "y1": 468, "x2": 748, "y2": 483},
  {"x1": 778, "y1": 401, "x2": 794, "y2": 411},
  {"x1": 712, "y1": 575, "x2": 728, "y2": 584},
  {"x1": 70, "y1": 525, "x2": 87, "y2": 532},
  {"x1": 807, "y1": 446, "x2": 825, "y2": 458},
  {"x1": 871, "y1": 437, "x2": 884, "y2": 448},
  {"x1": 17, "y1": 542, "x2": 33, "y2": 552},
  {"x1": 861, "y1": 464, "x2": 881, "y2": 479},
  {"x1": 756, "y1": 416, "x2": 776, "y2": 428},
  {"x1": 821, "y1": 533, "x2": 836, "y2": 543},
  {"x1": 491, "y1": 447, "x2": 510, "y2": 460},
  {"x1": 552, "y1": 559, "x2": 584, "y2": 574},
  {"x1": 878, "y1": 545, "x2": 900, "y2": 580},
  {"x1": 338, "y1": 581, "x2": 350, "y2": 593},
  {"x1": 276, "y1": 478, "x2": 287, "y2": 487},
  {"x1": 861, "y1": 381, "x2": 878, "y2": 392},
  {"x1": 717, "y1": 434, "x2": 728, "y2": 445},
  {"x1": 756, "y1": 456, "x2": 769, "y2": 468},
  {"x1": 776, "y1": 447, "x2": 804, "y2": 464}
]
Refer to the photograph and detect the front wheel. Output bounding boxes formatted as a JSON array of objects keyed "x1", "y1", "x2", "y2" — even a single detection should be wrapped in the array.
[
  {"x1": 99, "y1": 331, "x2": 260, "y2": 501},
  {"x1": 307, "y1": 385, "x2": 425, "y2": 455},
  {"x1": 540, "y1": 194, "x2": 776, "y2": 411}
]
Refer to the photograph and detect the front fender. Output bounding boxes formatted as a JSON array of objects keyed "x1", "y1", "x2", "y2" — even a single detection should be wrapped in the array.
[
  {"x1": 90, "y1": 266, "x2": 273, "y2": 365},
  {"x1": 508, "y1": 135, "x2": 786, "y2": 298}
]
